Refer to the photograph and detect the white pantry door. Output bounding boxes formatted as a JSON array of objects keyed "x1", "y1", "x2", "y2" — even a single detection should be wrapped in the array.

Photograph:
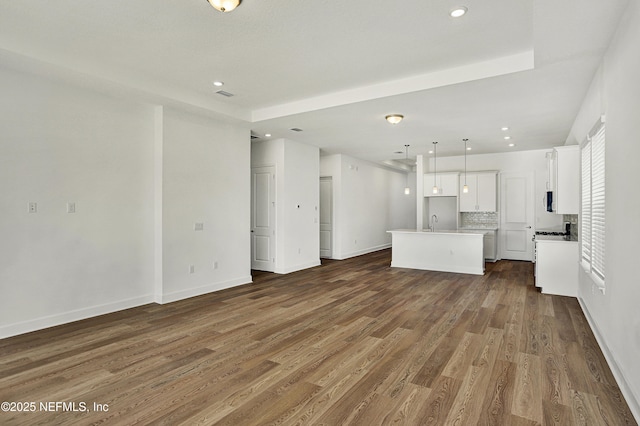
[
  {"x1": 500, "y1": 172, "x2": 534, "y2": 261},
  {"x1": 319, "y1": 177, "x2": 333, "y2": 258},
  {"x1": 251, "y1": 166, "x2": 276, "y2": 271}
]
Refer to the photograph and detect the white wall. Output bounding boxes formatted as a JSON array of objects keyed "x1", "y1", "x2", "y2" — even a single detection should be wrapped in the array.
[
  {"x1": 567, "y1": 0, "x2": 640, "y2": 417},
  {"x1": 320, "y1": 154, "x2": 414, "y2": 260},
  {"x1": 0, "y1": 67, "x2": 155, "y2": 337},
  {"x1": 252, "y1": 138, "x2": 320, "y2": 273},
  {"x1": 0, "y1": 67, "x2": 254, "y2": 338},
  {"x1": 160, "y1": 108, "x2": 251, "y2": 302},
  {"x1": 427, "y1": 149, "x2": 564, "y2": 230}
]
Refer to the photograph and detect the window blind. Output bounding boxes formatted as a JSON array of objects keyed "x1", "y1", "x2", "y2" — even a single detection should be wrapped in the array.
[
  {"x1": 580, "y1": 117, "x2": 605, "y2": 285},
  {"x1": 591, "y1": 124, "x2": 605, "y2": 280},
  {"x1": 581, "y1": 139, "x2": 591, "y2": 265}
]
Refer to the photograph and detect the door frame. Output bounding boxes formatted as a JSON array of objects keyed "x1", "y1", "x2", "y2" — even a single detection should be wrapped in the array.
[
  {"x1": 319, "y1": 176, "x2": 333, "y2": 259},
  {"x1": 500, "y1": 171, "x2": 535, "y2": 261},
  {"x1": 251, "y1": 164, "x2": 277, "y2": 272}
]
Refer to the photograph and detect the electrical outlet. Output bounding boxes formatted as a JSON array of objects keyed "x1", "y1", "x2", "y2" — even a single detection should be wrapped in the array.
[
  {"x1": 28, "y1": 202, "x2": 37, "y2": 213},
  {"x1": 67, "y1": 202, "x2": 76, "y2": 213},
  {"x1": 189, "y1": 265, "x2": 195, "y2": 274}
]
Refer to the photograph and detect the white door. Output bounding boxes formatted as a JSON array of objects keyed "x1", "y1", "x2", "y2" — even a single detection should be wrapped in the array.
[
  {"x1": 251, "y1": 166, "x2": 276, "y2": 271},
  {"x1": 319, "y1": 177, "x2": 333, "y2": 258},
  {"x1": 500, "y1": 172, "x2": 534, "y2": 261}
]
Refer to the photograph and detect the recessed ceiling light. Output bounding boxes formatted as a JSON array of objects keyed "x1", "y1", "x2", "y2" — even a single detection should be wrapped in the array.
[
  {"x1": 501, "y1": 127, "x2": 509, "y2": 131},
  {"x1": 450, "y1": 6, "x2": 468, "y2": 18},
  {"x1": 213, "y1": 81, "x2": 224, "y2": 87},
  {"x1": 504, "y1": 136, "x2": 511, "y2": 140},
  {"x1": 466, "y1": 147, "x2": 472, "y2": 151},
  {"x1": 265, "y1": 133, "x2": 271, "y2": 137},
  {"x1": 385, "y1": 114, "x2": 404, "y2": 124},
  {"x1": 508, "y1": 143, "x2": 515, "y2": 147},
  {"x1": 428, "y1": 150, "x2": 434, "y2": 154}
]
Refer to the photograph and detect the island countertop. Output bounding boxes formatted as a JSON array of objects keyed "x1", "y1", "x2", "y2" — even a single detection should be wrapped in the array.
[{"x1": 387, "y1": 229, "x2": 487, "y2": 235}]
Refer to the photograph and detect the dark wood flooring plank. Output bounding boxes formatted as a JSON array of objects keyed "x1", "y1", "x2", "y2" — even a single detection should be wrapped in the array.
[{"x1": 0, "y1": 252, "x2": 635, "y2": 426}]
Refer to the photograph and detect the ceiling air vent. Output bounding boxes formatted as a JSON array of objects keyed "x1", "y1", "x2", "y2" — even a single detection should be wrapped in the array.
[
  {"x1": 250, "y1": 132, "x2": 261, "y2": 140},
  {"x1": 290, "y1": 128, "x2": 303, "y2": 132},
  {"x1": 215, "y1": 90, "x2": 234, "y2": 97}
]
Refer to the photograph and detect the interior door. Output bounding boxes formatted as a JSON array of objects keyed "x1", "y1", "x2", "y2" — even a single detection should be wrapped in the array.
[
  {"x1": 251, "y1": 166, "x2": 276, "y2": 271},
  {"x1": 319, "y1": 177, "x2": 333, "y2": 258},
  {"x1": 500, "y1": 171, "x2": 534, "y2": 261}
]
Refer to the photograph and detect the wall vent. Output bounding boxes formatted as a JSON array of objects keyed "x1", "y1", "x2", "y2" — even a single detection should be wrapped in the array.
[
  {"x1": 216, "y1": 90, "x2": 234, "y2": 97},
  {"x1": 290, "y1": 128, "x2": 303, "y2": 132}
]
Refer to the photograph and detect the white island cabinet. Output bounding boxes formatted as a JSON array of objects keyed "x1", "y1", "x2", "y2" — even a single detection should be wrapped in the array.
[{"x1": 388, "y1": 229, "x2": 484, "y2": 275}]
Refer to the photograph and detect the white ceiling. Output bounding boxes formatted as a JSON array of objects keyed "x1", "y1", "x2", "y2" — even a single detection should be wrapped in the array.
[{"x1": 0, "y1": 0, "x2": 629, "y2": 165}]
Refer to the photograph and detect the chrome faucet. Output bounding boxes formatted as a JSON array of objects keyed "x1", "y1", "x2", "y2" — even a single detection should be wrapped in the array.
[{"x1": 430, "y1": 214, "x2": 438, "y2": 231}]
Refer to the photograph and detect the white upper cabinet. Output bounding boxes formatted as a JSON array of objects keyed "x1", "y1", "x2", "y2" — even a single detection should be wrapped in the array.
[
  {"x1": 459, "y1": 172, "x2": 497, "y2": 212},
  {"x1": 552, "y1": 146, "x2": 579, "y2": 214},
  {"x1": 424, "y1": 172, "x2": 459, "y2": 197}
]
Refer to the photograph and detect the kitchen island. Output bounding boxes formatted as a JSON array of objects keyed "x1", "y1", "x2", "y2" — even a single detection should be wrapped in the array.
[{"x1": 387, "y1": 229, "x2": 485, "y2": 275}]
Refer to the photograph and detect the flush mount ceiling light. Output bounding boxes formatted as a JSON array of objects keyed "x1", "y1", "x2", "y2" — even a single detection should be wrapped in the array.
[
  {"x1": 504, "y1": 136, "x2": 511, "y2": 140},
  {"x1": 508, "y1": 143, "x2": 516, "y2": 147},
  {"x1": 213, "y1": 81, "x2": 224, "y2": 87},
  {"x1": 385, "y1": 114, "x2": 404, "y2": 125},
  {"x1": 206, "y1": 0, "x2": 241, "y2": 13},
  {"x1": 264, "y1": 133, "x2": 271, "y2": 138},
  {"x1": 501, "y1": 126, "x2": 509, "y2": 131},
  {"x1": 450, "y1": 6, "x2": 468, "y2": 18}
]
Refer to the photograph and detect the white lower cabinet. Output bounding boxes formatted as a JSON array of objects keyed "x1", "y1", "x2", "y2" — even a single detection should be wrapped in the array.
[
  {"x1": 461, "y1": 229, "x2": 497, "y2": 261},
  {"x1": 535, "y1": 240, "x2": 578, "y2": 297}
]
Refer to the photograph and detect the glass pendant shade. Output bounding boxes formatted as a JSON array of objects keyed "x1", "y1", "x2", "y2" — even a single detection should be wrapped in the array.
[
  {"x1": 404, "y1": 187, "x2": 411, "y2": 195},
  {"x1": 463, "y1": 184, "x2": 469, "y2": 193},
  {"x1": 432, "y1": 185, "x2": 438, "y2": 194},
  {"x1": 206, "y1": 0, "x2": 241, "y2": 12}
]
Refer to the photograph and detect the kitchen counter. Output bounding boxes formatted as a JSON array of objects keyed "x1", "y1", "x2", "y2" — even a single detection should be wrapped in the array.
[
  {"x1": 535, "y1": 234, "x2": 577, "y2": 242},
  {"x1": 387, "y1": 229, "x2": 484, "y2": 275}
]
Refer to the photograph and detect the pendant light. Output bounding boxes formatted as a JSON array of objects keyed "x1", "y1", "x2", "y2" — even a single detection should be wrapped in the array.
[
  {"x1": 462, "y1": 138, "x2": 469, "y2": 193},
  {"x1": 404, "y1": 145, "x2": 411, "y2": 195},
  {"x1": 206, "y1": 0, "x2": 241, "y2": 12},
  {"x1": 432, "y1": 142, "x2": 439, "y2": 194}
]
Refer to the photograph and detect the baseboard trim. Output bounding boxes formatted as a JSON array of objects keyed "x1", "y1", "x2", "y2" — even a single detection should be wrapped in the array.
[
  {"x1": 0, "y1": 294, "x2": 154, "y2": 340},
  {"x1": 336, "y1": 244, "x2": 391, "y2": 260},
  {"x1": 159, "y1": 276, "x2": 253, "y2": 304},
  {"x1": 578, "y1": 297, "x2": 640, "y2": 423},
  {"x1": 274, "y1": 260, "x2": 321, "y2": 275}
]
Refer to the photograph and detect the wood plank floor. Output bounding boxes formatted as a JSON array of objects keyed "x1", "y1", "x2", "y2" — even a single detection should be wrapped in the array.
[{"x1": 0, "y1": 249, "x2": 636, "y2": 425}]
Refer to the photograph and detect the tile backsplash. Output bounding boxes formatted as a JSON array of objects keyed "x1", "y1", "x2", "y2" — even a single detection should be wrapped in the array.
[{"x1": 460, "y1": 211, "x2": 499, "y2": 228}]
